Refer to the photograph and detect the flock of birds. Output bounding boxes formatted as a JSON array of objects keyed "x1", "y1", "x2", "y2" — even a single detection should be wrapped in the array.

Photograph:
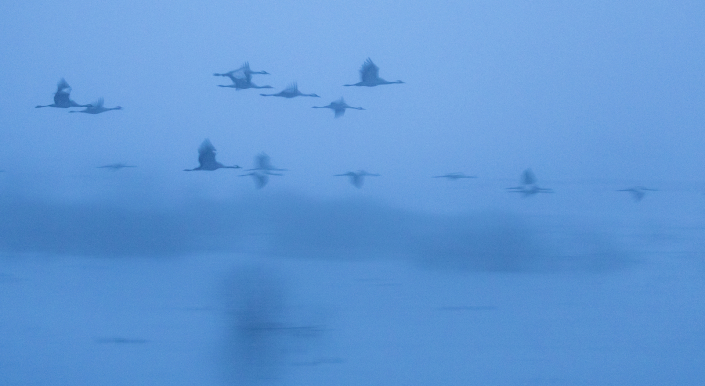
[
  {"x1": 27, "y1": 59, "x2": 657, "y2": 200},
  {"x1": 212, "y1": 58, "x2": 395, "y2": 117}
]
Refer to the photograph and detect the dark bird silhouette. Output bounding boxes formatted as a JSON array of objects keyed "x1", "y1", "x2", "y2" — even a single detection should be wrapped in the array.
[
  {"x1": 260, "y1": 82, "x2": 319, "y2": 98},
  {"x1": 506, "y1": 169, "x2": 553, "y2": 197},
  {"x1": 216, "y1": 63, "x2": 272, "y2": 90},
  {"x1": 69, "y1": 98, "x2": 122, "y2": 114},
  {"x1": 433, "y1": 172, "x2": 477, "y2": 180},
  {"x1": 184, "y1": 139, "x2": 241, "y2": 171},
  {"x1": 618, "y1": 186, "x2": 657, "y2": 202},
  {"x1": 246, "y1": 153, "x2": 286, "y2": 175},
  {"x1": 240, "y1": 153, "x2": 284, "y2": 188},
  {"x1": 335, "y1": 170, "x2": 380, "y2": 188},
  {"x1": 218, "y1": 76, "x2": 273, "y2": 90},
  {"x1": 98, "y1": 163, "x2": 136, "y2": 170},
  {"x1": 344, "y1": 58, "x2": 404, "y2": 87},
  {"x1": 214, "y1": 62, "x2": 269, "y2": 79},
  {"x1": 240, "y1": 171, "x2": 269, "y2": 189},
  {"x1": 36, "y1": 78, "x2": 92, "y2": 109},
  {"x1": 312, "y1": 98, "x2": 365, "y2": 118}
]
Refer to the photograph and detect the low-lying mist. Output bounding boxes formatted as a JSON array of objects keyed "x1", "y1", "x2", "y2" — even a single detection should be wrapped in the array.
[{"x1": 0, "y1": 191, "x2": 636, "y2": 272}]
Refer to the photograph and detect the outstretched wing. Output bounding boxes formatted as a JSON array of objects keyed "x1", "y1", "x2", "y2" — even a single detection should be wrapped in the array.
[
  {"x1": 283, "y1": 82, "x2": 299, "y2": 93},
  {"x1": 521, "y1": 169, "x2": 537, "y2": 185},
  {"x1": 351, "y1": 174, "x2": 364, "y2": 188},
  {"x1": 329, "y1": 98, "x2": 347, "y2": 117},
  {"x1": 360, "y1": 58, "x2": 380, "y2": 83},
  {"x1": 231, "y1": 76, "x2": 253, "y2": 89},
  {"x1": 255, "y1": 153, "x2": 271, "y2": 170},
  {"x1": 252, "y1": 172, "x2": 268, "y2": 189},
  {"x1": 629, "y1": 190, "x2": 645, "y2": 201},
  {"x1": 53, "y1": 91, "x2": 70, "y2": 106},
  {"x1": 92, "y1": 98, "x2": 105, "y2": 108},
  {"x1": 226, "y1": 69, "x2": 250, "y2": 84},
  {"x1": 198, "y1": 139, "x2": 218, "y2": 167},
  {"x1": 56, "y1": 78, "x2": 71, "y2": 94},
  {"x1": 53, "y1": 78, "x2": 72, "y2": 105}
]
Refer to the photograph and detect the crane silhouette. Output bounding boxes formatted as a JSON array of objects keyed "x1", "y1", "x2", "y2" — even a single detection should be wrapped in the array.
[
  {"x1": 69, "y1": 98, "x2": 122, "y2": 114},
  {"x1": 240, "y1": 153, "x2": 285, "y2": 188},
  {"x1": 260, "y1": 82, "x2": 319, "y2": 98},
  {"x1": 246, "y1": 153, "x2": 286, "y2": 175},
  {"x1": 335, "y1": 170, "x2": 380, "y2": 188},
  {"x1": 218, "y1": 76, "x2": 272, "y2": 90},
  {"x1": 240, "y1": 171, "x2": 269, "y2": 189},
  {"x1": 618, "y1": 186, "x2": 657, "y2": 202},
  {"x1": 312, "y1": 98, "x2": 365, "y2": 118},
  {"x1": 344, "y1": 58, "x2": 404, "y2": 87},
  {"x1": 36, "y1": 78, "x2": 92, "y2": 109},
  {"x1": 214, "y1": 62, "x2": 269, "y2": 79},
  {"x1": 184, "y1": 139, "x2": 241, "y2": 171},
  {"x1": 506, "y1": 169, "x2": 553, "y2": 197},
  {"x1": 216, "y1": 63, "x2": 272, "y2": 90},
  {"x1": 433, "y1": 172, "x2": 477, "y2": 180}
]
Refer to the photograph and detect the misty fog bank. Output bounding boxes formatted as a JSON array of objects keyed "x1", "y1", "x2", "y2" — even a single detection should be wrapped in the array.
[{"x1": 0, "y1": 192, "x2": 638, "y2": 272}]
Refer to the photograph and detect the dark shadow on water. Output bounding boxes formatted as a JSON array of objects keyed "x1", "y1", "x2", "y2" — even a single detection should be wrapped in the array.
[
  {"x1": 220, "y1": 265, "x2": 332, "y2": 385},
  {"x1": 221, "y1": 266, "x2": 288, "y2": 384}
]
